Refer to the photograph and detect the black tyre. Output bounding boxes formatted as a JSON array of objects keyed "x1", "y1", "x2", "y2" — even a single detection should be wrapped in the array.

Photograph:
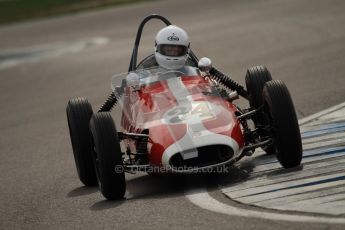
[
  {"x1": 67, "y1": 98, "x2": 98, "y2": 186},
  {"x1": 90, "y1": 112, "x2": 126, "y2": 200},
  {"x1": 245, "y1": 65, "x2": 272, "y2": 108},
  {"x1": 245, "y1": 66, "x2": 275, "y2": 154},
  {"x1": 262, "y1": 80, "x2": 302, "y2": 168}
]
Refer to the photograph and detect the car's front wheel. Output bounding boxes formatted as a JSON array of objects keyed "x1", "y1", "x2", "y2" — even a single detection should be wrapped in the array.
[
  {"x1": 262, "y1": 80, "x2": 302, "y2": 168},
  {"x1": 90, "y1": 112, "x2": 126, "y2": 200}
]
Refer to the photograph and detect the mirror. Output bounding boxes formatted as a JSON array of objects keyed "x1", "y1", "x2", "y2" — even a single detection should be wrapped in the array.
[{"x1": 198, "y1": 57, "x2": 212, "y2": 73}]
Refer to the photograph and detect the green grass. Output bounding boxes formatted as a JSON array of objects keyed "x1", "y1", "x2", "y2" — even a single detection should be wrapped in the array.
[{"x1": 0, "y1": 0, "x2": 153, "y2": 24}]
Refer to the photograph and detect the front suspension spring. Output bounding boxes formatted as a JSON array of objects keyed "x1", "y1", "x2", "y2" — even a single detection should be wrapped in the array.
[
  {"x1": 98, "y1": 92, "x2": 118, "y2": 112},
  {"x1": 209, "y1": 67, "x2": 249, "y2": 99}
]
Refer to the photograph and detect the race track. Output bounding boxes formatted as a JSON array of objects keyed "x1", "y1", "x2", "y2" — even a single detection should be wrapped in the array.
[{"x1": 1, "y1": 0, "x2": 345, "y2": 229}]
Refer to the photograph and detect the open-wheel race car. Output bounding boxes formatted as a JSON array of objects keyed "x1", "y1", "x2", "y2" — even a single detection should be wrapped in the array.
[{"x1": 66, "y1": 15, "x2": 302, "y2": 200}]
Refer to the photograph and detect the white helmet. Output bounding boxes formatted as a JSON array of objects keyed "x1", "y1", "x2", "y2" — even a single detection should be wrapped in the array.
[{"x1": 154, "y1": 25, "x2": 190, "y2": 69}]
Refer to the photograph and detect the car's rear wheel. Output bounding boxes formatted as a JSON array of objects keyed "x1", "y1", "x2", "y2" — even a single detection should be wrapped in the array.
[
  {"x1": 90, "y1": 112, "x2": 126, "y2": 200},
  {"x1": 245, "y1": 66, "x2": 275, "y2": 154},
  {"x1": 262, "y1": 80, "x2": 302, "y2": 168},
  {"x1": 66, "y1": 98, "x2": 98, "y2": 186},
  {"x1": 245, "y1": 65, "x2": 272, "y2": 108}
]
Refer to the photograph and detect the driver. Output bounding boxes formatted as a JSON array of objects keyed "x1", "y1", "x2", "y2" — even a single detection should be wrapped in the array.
[
  {"x1": 154, "y1": 25, "x2": 190, "y2": 70},
  {"x1": 126, "y1": 25, "x2": 191, "y2": 86}
]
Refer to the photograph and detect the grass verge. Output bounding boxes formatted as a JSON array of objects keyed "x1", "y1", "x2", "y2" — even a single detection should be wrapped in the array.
[{"x1": 0, "y1": 0, "x2": 154, "y2": 25}]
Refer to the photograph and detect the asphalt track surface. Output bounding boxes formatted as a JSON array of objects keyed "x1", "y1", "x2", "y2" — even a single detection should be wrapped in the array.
[{"x1": 1, "y1": 0, "x2": 345, "y2": 229}]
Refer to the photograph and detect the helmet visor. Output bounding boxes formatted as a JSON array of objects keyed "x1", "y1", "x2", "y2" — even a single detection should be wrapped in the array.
[{"x1": 157, "y1": 44, "x2": 188, "y2": 57}]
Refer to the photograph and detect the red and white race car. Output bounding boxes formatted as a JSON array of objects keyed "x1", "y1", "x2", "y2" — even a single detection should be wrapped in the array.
[{"x1": 66, "y1": 15, "x2": 302, "y2": 200}]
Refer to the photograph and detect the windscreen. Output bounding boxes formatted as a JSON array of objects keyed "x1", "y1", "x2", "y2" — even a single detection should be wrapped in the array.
[{"x1": 111, "y1": 66, "x2": 200, "y2": 89}]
